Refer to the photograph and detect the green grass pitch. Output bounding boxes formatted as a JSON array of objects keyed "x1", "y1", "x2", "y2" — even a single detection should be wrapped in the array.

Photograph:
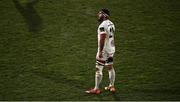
[{"x1": 0, "y1": 0, "x2": 180, "y2": 101}]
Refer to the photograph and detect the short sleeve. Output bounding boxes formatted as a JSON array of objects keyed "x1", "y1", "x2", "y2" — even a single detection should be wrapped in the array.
[{"x1": 99, "y1": 23, "x2": 107, "y2": 35}]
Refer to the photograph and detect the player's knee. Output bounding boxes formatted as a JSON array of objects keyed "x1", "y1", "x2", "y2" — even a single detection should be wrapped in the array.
[
  {"x1": 107, "y1": 65, "x2": 113, "y2": 70},
  {"x1": 95, "y1": 65, "x2": 103, "y2": 76},
  {"x1": 96, "y1": 71, "x2": 102, "y2": 77}
]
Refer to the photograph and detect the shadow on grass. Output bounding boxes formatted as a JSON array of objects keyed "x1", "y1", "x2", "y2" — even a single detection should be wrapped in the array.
[
  {"x1": 30, "y1": 66, "x2": 123, "y2": 101},
  {"x1": 12, "y1": 0, "x2": 43, "y2": 32}
]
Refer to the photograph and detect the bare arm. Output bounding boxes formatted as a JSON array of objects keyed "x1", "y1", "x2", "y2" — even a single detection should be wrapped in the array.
[{"x1": 98, "y1": 33, "x2": 106, "y2": 58}]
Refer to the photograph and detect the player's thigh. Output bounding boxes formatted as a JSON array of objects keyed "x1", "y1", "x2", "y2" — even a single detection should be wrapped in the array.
[
  {"x1": 96, "y1": 52, "x2": 107, "y2": 66},
  {"x1": 105, "y1": 53, "x2": 114, "y2": 69}
]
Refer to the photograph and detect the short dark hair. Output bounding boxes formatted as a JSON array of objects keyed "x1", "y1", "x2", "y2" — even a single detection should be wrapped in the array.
[{"x1": 101, "y1": 8, "x2": 110, "y2": 16}]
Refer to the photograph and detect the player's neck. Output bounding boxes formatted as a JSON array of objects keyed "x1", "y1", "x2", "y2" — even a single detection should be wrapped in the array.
[{"x1": 99, "y1": 18, "x2": 109, "y2": 23}]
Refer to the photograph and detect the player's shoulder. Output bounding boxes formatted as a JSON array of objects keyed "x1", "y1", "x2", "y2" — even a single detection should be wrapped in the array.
[
  {"x1": 107, "y1": 20, "x2": 114, "y2": 26},
  {"x1": 99, "y1": 20, "x2": 109, "y2": 27}
]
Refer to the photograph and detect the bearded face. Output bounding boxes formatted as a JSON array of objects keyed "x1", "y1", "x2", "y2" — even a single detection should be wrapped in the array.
[{"x1": 97, "y1": 11, "x2": 105, "y2": 22}]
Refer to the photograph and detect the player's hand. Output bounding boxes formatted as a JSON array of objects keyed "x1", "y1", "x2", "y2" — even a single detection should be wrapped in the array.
[{"x1": 98, "y1": 51, "x2": 103, "y2": 58}]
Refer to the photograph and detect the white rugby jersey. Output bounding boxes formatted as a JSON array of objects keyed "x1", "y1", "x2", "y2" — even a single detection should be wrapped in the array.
[{"x1": 97, "y1": 19, "x2": 115, "y2": 54}]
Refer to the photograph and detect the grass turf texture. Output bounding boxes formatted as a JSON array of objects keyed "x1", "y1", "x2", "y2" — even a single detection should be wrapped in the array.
[{"x1": 0, "y1": 0, "x2": 180, "y2": 101}]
